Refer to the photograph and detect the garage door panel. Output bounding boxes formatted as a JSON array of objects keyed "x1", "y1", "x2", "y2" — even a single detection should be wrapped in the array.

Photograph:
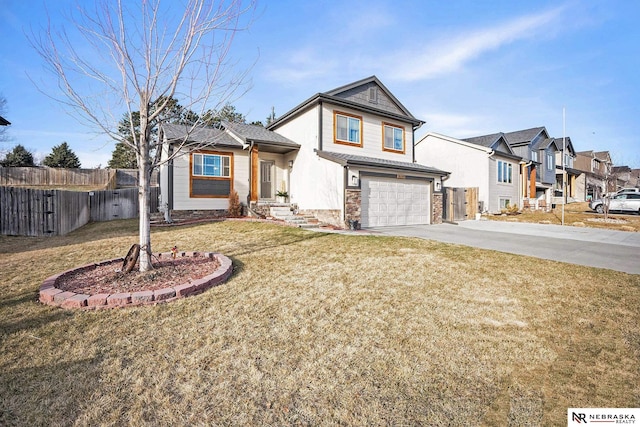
[{"x1": 361, "y1": 177, "x2": 431, "y2": 227}]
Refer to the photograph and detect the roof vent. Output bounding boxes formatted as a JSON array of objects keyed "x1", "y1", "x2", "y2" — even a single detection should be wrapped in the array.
[{"x1": 368, "y1": 87, "x2": 378, "y2": 104}]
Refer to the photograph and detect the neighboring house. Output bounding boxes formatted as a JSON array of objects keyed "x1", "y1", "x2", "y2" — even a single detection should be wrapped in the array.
[
  {"x1": 612, "y1": 166, "x2": 640, "y2": 190},
  {"x1": 160, "y1": 76, "x2": 449, "y2": 228},
  {"x1": 574, "y1": 150, "x2": 613, "y2": 200},
  {"x1": 502, "y1": 127, "x2": 560, "y2": 210},
  {"x1": 414, "y1": 131, "x2": 521, "y2": 214},
  {"x1": 460, "y1": 126, "x2": 560, "y2": 210},
  {"x1": 0, "y1": 116, "x2": 10, "y2": 126},
  {"x1": 552, "y1": 136, "x2": 582, "y2": 203}
]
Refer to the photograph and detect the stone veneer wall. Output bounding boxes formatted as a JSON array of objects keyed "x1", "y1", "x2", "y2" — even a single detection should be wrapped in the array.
[
  {"x1": 299, "y1": 209, "x2": 342, "y2": 228},
  {"x1": 345, "y1": 189, "x2": 362, "y2": 226},
  {"x1": 432, "y1": 193, "x2": 443, "y2": 224}
]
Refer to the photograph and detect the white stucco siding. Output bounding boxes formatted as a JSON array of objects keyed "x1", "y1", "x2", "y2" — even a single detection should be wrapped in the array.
[
  {"x1": 271, "y1": 105, "x2": 319, "y2": 151},
  {"x1": 171, "y1": 147, "x2": 249, "y2": 210},
  {"x1": 321, "y1": 103, "x2": 414, "y2": 163},
  {"x1": 289, "y1": 148, "x2": 343, "y2": 211},
  {"x1": 415, "y1": 134, "x2": 490, "y2": 212}
]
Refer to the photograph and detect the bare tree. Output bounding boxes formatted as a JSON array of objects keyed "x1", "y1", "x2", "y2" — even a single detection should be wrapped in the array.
[{"x1": 31, "y1": 0, "x2": 255, "y2": 271}]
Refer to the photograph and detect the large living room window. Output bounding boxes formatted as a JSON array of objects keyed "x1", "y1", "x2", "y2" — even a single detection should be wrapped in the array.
[
  {"x1": 497, "y1": 160, "x2": 512, "y2": 184},
  {"x1": 382, "y1": 123, "x2": 405, "y2": 153},
  {"x1": 190, "y1": 151, "x2": 233, "y2": 198},
  {"x1": 193, "y1": 153, "x2": 231, "y2": 177},
  {"x1": 334, "y1": 111, "x2": 362, "y2": 146}
]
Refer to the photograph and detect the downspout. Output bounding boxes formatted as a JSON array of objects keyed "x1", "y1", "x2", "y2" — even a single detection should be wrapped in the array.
[
  {"x1": 248, "y1": 141, "x2": 254, "y2": 206},
  {"x1": 343, "y1": 166, "x2": 348, "y2": 227},
  {"x1": 412, "y1": 124, "x2": 419, "y2": 163},
  {"x1": 318, "y1": 101, "x2": 323, "y2": 152}
]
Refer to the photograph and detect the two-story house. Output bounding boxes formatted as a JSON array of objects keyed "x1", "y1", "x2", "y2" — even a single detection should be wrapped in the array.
[
  {"x1": 159, "y1": 76, "x2": 449, "y2": 228},
  {"x1": 552, "y1": 136, "x2": 582, "y2": 203},
  {"x1": 461, "y1": 127, "x2": 560, "y2": 210},
  {"x1": 502, "y1": 127, "x2": 560, "y2": 210},
  {"x1": 574, "y1": 150, "x2": 613, "y2": 200},
  {"x1": 414, "y1": 131, "x2": 521, "y2": 214}
]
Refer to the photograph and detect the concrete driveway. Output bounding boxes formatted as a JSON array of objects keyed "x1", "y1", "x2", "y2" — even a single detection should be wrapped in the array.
[{"x1": 368, "y1": 221, "x2": 640, "y2": 275}]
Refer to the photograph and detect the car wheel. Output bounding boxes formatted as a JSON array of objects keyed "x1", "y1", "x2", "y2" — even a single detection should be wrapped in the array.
[{"x1": 595, "y1": 205, "x2": 604, "y2": 214}]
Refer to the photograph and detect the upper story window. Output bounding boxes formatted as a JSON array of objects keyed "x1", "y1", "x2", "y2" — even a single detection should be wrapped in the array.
[
  {"x1": 382, "y1": 122, "x2": 405, "y2": 153},
  {"x1": 546, "y1": 152, "x2": 554, "y2": 170},
  {"x1": 531, "y1": 150, "x2": 538, "y2": 162},
  {"x1": 564, "y1": 153, "x2": 573, "y2": 168},
  {"x1": 192, "y1": 153, "x2": 231, "y2": 177},
  {"x1": 592, "y1": 159, "x2": 600, "y2": 172},
  {"x1": 334, "y1": 111, "x2": 362, "y2": 146},
  {"x1": 497, "y1": 160, "x2": 512, "y2": 184}
]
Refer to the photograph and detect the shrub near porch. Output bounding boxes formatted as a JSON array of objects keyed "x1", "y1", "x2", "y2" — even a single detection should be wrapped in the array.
[{"x1": 0, "y1": 220, "x2": 638, "y2": 425}]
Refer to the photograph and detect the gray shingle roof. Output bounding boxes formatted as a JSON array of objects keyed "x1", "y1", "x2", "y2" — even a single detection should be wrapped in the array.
[
  {"x1": 163, "y1": 123, "x2": 242, "y2": 148},
  {"x1": 533, "y1": 137, "x2": 554, "y2": 150},
  {"x1": 223, "y1": 121, "x2": 299, "y2": 147},
  {"x1": 503, "y1": 127, "x2": 546, "y2": 145},
  {"x1": 461, "y1": 133, "x2": 504, "y2": 148},
  {"x1": 268, "y1": 76, "x2": 424, "y2": 130},
  {"x1": 316, "y1": 151, "x2": 448, "y2": 175}
]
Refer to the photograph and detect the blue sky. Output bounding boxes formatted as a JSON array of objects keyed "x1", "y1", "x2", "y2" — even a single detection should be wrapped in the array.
[{"x1": 0, "y1": 0, "x2": 638, "y2": 168}]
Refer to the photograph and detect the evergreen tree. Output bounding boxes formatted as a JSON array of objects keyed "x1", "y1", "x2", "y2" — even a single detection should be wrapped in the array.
[
  {"x1": 108, "y1": 141, "x2": 138, "y2": 169},
  {"x1": 110, "y1": 96, "x2": 197, "y2": 169},
  {"x1": 1, "y1": 144, "x2": 35, "y2": 167},
  {"x1": 201, "y1": 103, "x2": 246, "y2": 128},
  {"x1": 42, "y1": 142, "x2": 81, "y2": 168}
]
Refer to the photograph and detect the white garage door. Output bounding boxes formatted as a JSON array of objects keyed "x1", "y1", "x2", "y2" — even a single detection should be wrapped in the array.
[{"x1": 361, "y1": 177, "x2": 431, "y2": 227}]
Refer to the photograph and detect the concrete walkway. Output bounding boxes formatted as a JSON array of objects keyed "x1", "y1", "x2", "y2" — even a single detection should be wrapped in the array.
[{"x1": 360, "y1": 221, "x2": 640, "y2": 275}]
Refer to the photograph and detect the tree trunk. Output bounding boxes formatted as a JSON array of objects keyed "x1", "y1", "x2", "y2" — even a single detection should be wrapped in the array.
[{"x1": 138, "y1": 104, "x2": 153, "y2": 272}]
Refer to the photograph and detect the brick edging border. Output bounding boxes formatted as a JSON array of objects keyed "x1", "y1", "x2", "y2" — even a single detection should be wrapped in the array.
[{"x1": 39, "y1": 252, "x2": 233, "y2": 310}]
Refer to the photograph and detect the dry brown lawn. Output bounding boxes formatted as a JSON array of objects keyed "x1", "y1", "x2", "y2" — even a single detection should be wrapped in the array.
[
  {"x1": 488, "y1": 202, "x2": 640, "y2": 232},
  {"x1": 0, "y1": 220, "x2": 638, "y2": 426}
]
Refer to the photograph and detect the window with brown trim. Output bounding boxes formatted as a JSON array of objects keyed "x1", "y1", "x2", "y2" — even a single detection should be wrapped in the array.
[
  {"x1": 382, "y1": 122, "x2": 405, "y2": 153},
  {"x1": 334, "y1": 111, "x2": 363, "y2": 147},
  {"x1": 189, "y1": 150, "x2": 233, "y2": 198}
]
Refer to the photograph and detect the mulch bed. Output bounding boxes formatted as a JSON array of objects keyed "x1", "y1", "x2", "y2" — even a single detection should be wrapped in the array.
[{"x1": 56, "y1": 255, "x2": 221, "y2": 295}]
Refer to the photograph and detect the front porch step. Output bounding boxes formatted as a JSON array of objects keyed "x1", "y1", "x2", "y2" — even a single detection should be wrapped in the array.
[{"x1": 267, "y1": 205, "x2": 323, "y2": 228}]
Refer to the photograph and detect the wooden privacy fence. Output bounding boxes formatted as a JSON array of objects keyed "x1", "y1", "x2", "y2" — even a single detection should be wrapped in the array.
[
  {"x1": 0, "y1": 167, "x2": 158, "y2": 189},
  {"x1": 89, "y1": 187, "x2": 159, "y2": 222},
  {"x1": 0, "y1": 186, "x2": 159, "y2": 236},
  {"x1": 0, "y1": 167, "x2": 115, "y2": 188},
  {"x1": 443, "y1": 187, "x2": 479, "y2": 222}
]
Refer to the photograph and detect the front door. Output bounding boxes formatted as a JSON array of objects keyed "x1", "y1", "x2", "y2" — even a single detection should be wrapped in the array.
[{"x1": 260, "y1": 161, "x2": 274, "y2": 199}]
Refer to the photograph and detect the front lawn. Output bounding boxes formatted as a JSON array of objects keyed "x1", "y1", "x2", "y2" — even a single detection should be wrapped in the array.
[
  {"x1": 1, "y1": 220, "x2": 638, "y2": 425},
  {"x1": 487, "y1": 202, "x2": 640, "y2": 232}
]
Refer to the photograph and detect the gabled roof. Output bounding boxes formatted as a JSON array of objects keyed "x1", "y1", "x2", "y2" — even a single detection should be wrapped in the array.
[
  {"x1": 553, "y1": 136, "x2": 575, "y2": 155},
  {"x1": 503, "y1": 127, "x2": 547, "y2": 146},
  {"x1": 462, "y1": 132, "x2": 505, "y2": 148},
  {"x1": 532, "y1": 137, "x2": 558, "y2": 151},
  {"x1": 0, "y1": 116, "x2": 10, "y2": 126},
  {"x1": 461, "y1": 132, "x2": 517, "y2": 157},
  {"x1": 594, "y1": 151, "x2": 612, "y2": 163},
  {"x1": 316, "y1": 150, "x2": 449, "y2": 176},
  {"x1": 163, "y1": 122, "x2": 300, "y2": 154},
  {"x1": 222, "y1": 121, "x2": 300, "y2": 153},
  {"x1": 576, "y1": 150, "x2": 613, "y2": 163},
  {"x1": 163, "y1": 123, "x2": 243, "y2": 148},
  {"x1": 268, "y1": 76, "x2": 425, "y2": 130}
]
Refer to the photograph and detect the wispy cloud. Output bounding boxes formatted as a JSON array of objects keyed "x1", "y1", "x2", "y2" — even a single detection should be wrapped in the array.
[
  {"x1": 391, "y1": 5, "x2": 568, "y2": 81},
  {"x1": 263, "y1": 47, "x2": 338, "y2": 83}
]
